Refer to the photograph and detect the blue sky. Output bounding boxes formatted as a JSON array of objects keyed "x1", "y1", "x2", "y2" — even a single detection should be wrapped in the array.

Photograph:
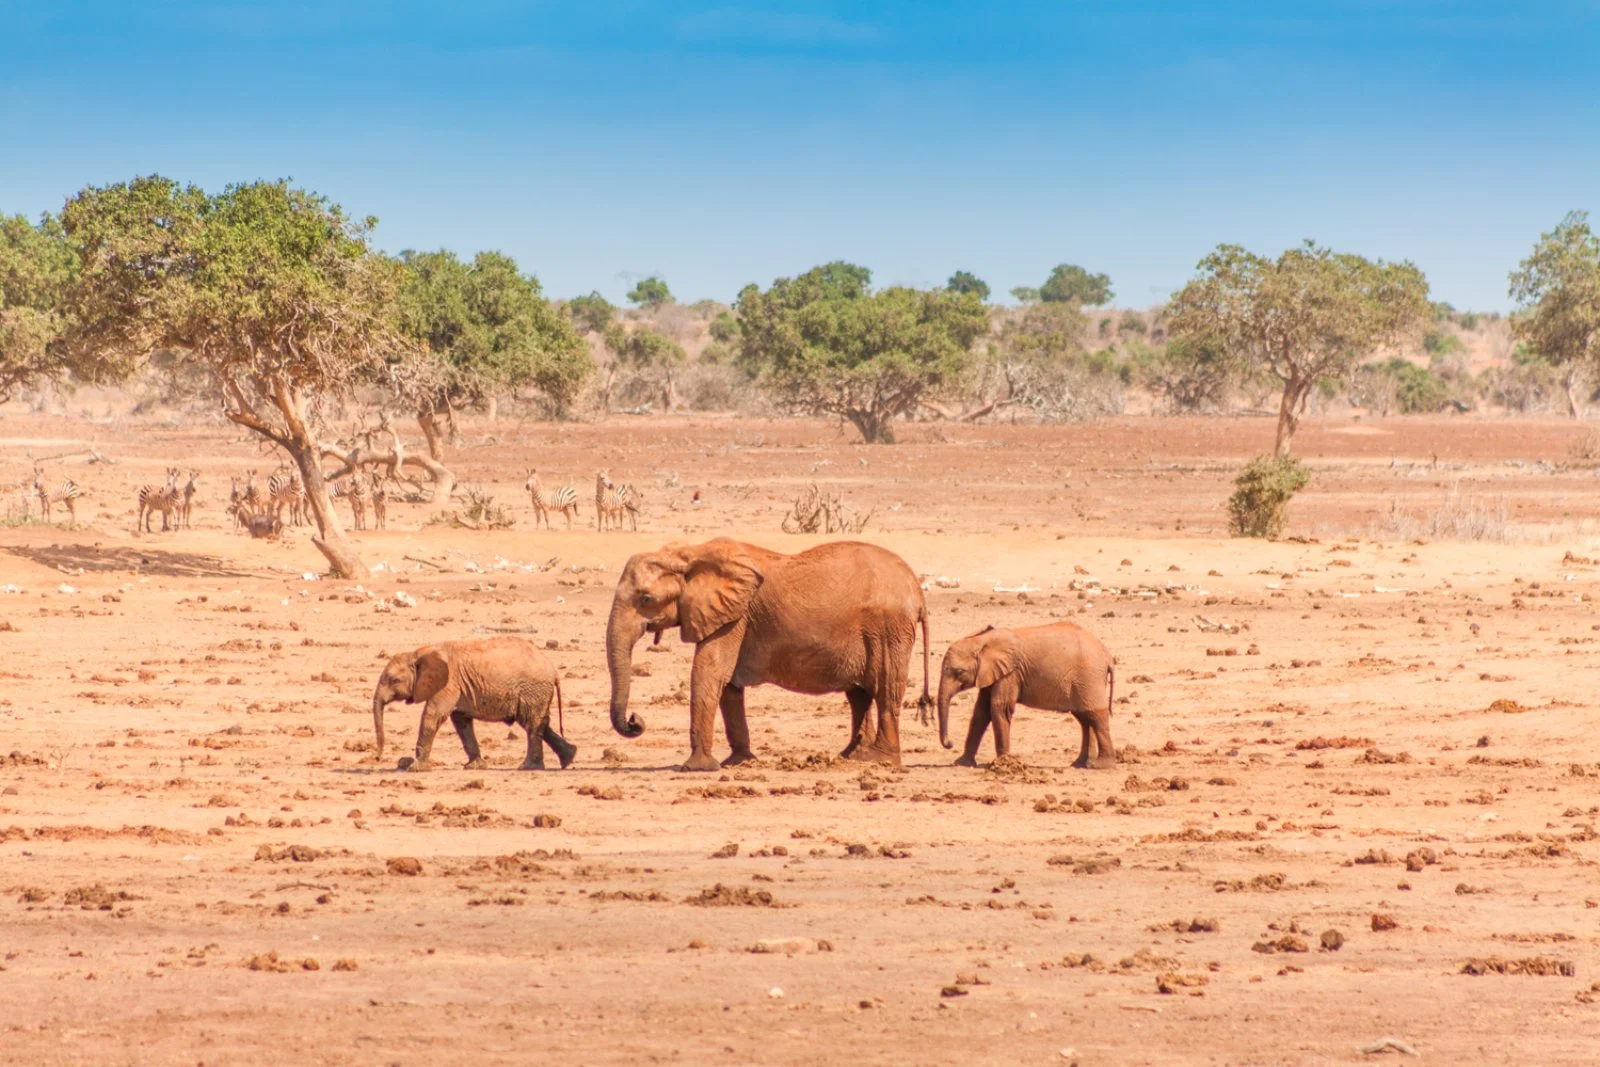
[{"x1": 3, "y1": 2, "x2": 1596, "y2": 309}]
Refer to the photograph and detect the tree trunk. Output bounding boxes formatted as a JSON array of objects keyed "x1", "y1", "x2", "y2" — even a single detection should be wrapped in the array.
[
  {"x1": 1563, "y1": 367, "x2": 1585, "y2": 420},
  {"x1": 846, "y1": 407, "x2": 896, "y2": 444},
  {"x1": 290, "y1": 438, "x2": 365, "y2": 579},
  {"x1": 414, "y1": 410, "x2": 457, "y2": 501},
  {"x1": 662, "y1": 370, "x2": 677, "y2": 413},
  {"x1": 1273, "y1": 378, "x2": 1310, "y2": 458},
  {"x1": 485, "y1": 394, "x2": 498, "y2": 422},
  {"x1": 600, "y1": 367, "x2": 617, "y2": 413}
]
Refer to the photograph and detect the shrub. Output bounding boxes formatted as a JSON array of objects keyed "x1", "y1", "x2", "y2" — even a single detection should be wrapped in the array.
[
  {"x1": 1227, "y1": 456, "x2": 1310, "y2": 538},
  {"x1": 1423, "y1": 331, "x2": 1465, "y2": 355},
  {"x1": 708, "y1": 311, "x2": 739, "y2": 343}
]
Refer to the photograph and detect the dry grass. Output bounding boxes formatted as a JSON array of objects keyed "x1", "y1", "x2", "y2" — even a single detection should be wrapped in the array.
[{"x1": 1380, "y1": 487, "x2": 1509, "y2": 542}]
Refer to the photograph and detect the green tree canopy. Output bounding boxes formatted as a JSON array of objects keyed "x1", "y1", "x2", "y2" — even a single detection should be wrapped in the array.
[
  {"x1": 734, "y1": 261, "x2": 988, "y2": 443},
  {"x1": 567, "y1": 290, "x2": 616, "y2": 335},
  {"x1": 946, "y1": 270, "x2": 990, "y2": 301},
  {"x1": 1509, "y1": 211, "x2": 1600, "y2": 418},
  {"x1": 57, "y1": 174, "x2": 405, "y2": 577},
  {"x1": 1039, "y1": 264, "x2": 1113, "y2": 307},
  {"x1": 1166, "y1": 241, "x2": 1430, "y2": 456},
  {"x1": 626, "y1": 275, "x2": 673, "y2": 309},
  {"x1": 0, "y1": 213, "x2": 77, "y2": 402},
  {"x1": 1009, "y1": 286, "x2": 1040, "y2": 303},
  {"x1": 396, "y1": 249, "x2": 590, "y2": 418}
]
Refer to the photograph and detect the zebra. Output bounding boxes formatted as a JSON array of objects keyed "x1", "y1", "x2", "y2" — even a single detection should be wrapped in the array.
[
  {"x1": 369, "y1": 472, "x2": 388, "y2": 529},
  {"x1": 595, "y1": 471, "x2": 626, "y2": 532},
  {"x1": 525, "y1": 469, "x2": 578, "y2": 529},
  {"x1": 34, "y1": 468, "x2": 82, "y2": 527},
  {"x1": 266, "y1": 467, "x2": 305, "y2": 526},
  {"x1": 611, "y1": 476, "x2": 643, "y2": 532},
  {"x1": 178, "y1": 470, "x2": 199, "y2": 530},
  {"x1": 334, "y1": 474, "x2": 369, "y2": 531},
  {"x1": 137, "y1": 468, "x2": 181, "y2": 532}
]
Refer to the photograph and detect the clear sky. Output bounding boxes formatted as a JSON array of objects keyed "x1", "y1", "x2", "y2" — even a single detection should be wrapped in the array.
[{"x1": 3, "y1": 2, "x2": 1596, "y2": 309}]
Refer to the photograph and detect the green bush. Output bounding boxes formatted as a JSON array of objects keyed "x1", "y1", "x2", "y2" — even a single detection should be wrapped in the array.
[
  {"x1": 1227, "y1": 456, "x2": 1310, "y2": 538},
  {"x1": 708, "y1": 311, "x2": 740, "y2": 343},
  {"x1": 1423, "y1": 331, "x2": 1465, "y2": 355}
]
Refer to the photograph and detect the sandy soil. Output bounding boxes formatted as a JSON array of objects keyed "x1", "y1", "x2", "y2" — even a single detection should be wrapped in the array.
[{"x1": 2, "y1": 411, "x2": 1599, "y2": 1065}]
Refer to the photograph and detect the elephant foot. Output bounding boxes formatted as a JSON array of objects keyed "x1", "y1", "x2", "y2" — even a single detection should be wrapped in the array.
[
  {"x1": 517, "y1": 759, "x2": 547, "y2": 771},
  {"x1": 554, "y1": 745, "x2": 577, "y2": 770},
  {"x1": 464, "y1": 758, "x2": 486, "y2": 770},
  {"x1": 402, "y1": 758, "x2": 430, "y2": 772},
  {"x1": 678, "y1": 752, "x2": 722, "y2": 772},
  {"x1": 1087, "y1": 754, "x2": 1118, "y2": 770},
  {"x1": 720, "y1": 750, "x2": 757, "y2": 768},
  {"x1": 846, "y1": 745, "x2": 901, "y2": 767},
  {"x1": 953, "y1": 753, "x2": 979, "y2": 768}
]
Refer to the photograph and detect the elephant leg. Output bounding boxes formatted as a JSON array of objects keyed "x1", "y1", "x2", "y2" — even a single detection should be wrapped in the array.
[
  {"x1": 1085, "y1": 706, "x2": 1117, "y2": 769},
  {"x1": 452, "y1": 710, "x2": 485, "y2": 769},
  {"x1": 954, "y1": 689, "x2": 992, "y2": 767},
  {"x1": 720, "y1": 685, "x2": 755, "y2": 766},
  {"x1": 682, "y1": 633, "x2": 739, "y2": 772},
  {"x1": 840, "y1": 688, "x2": 875, "y2": 758},
  {"x1": 539, "y1": 722, "x2": 577, "y2": 769},
  {"x1": 411, "y1": 701, "x2": 455, "y2": 771},
  {"x1": 1071, "y1": 711, "x2": 1094, "y2": 768},
  {"x1": 849, "y1": 647, "x2": 907, "y2": 767}
]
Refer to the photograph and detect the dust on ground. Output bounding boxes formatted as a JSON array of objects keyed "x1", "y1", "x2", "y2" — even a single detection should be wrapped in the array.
[{"x1": 1, "y1": 412, "x2": 1599, "y2": 1065}]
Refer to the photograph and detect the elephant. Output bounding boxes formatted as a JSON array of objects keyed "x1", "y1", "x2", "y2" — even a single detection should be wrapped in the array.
[
  {"x1": 936, "y1": 621, "x2": 1116, "y2": 769},
  {"x1": 604, "y1": 538, "x2": 933, "y2": 771},
  {"x1": 371, "y1": 636, "x2": 575, "y2": 771}
]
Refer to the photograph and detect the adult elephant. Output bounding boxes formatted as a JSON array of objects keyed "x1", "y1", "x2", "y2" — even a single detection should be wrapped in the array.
[{"x1": 605, "y1": 538, "x2": 934, "y2": 771}]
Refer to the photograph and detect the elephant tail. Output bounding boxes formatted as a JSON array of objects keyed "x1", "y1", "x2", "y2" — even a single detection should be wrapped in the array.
[
  {"x1": 1105, "y1": 664, "x2": 1115, "y2": 717},
  {"x1": 554, "y1": 677, "x2": 564, "y2": 736}
]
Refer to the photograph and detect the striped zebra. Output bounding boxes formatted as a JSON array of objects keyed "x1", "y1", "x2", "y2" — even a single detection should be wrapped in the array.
[
  {"x1": 332, "y1": 474, "x2": 369, "y2": 531},
  {"x1": 34, "y1": 467, "x2": 82, "y2": 527},
  {"x1": 525, "y1": 469, "x2": 578, "y2": 529},
  {"x1": 137, "y1": 468, "x2": 180, "y2": 532},
  {"x1": 266, "y1": 467, "x2": 306, "y2": 526},
  {"x1": 178, "y1": 470, "x2": 199, "y2": 530},
  {"x1": 596, "y1": 471, "x2": 641, "y2": 532},
  {"x1": 369, "y1": 472, "x2": 388, "y2": 529}
]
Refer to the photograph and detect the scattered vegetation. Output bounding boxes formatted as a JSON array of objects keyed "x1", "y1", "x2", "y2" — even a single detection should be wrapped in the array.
[{"x1": 1227, "y1": 456, "x2": 1310, "y2": 538}]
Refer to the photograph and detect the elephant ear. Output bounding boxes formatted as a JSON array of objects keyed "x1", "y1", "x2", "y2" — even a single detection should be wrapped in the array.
[
  {"x1": 678, "y1": 543, "x2": 764, "y2": 642},
  {"x1": 975, "y1": 631, "x2": 1021, "y2": 689},
  {"x1": 413, "y1": 648, "x2": 451, "y2": 704}
]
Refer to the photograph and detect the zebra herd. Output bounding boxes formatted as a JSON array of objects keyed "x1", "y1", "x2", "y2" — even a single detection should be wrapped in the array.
[
  {"x1": 523, "y1": 469, "x2": 642, "y2": 531},
  {"x1": 15, "y1": 463, "x2": 645, "y2": 535},
  {"x1": 135, "y1": 467, "x2": 199, "y2": 532}
]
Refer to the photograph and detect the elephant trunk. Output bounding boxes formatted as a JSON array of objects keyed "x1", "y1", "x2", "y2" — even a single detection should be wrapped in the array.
[
  {"x1": 936, "y1": 675, "x2": 962, "y2": 750},
  {"x1": 605, "y1": 600, "x2": 647, "y2": 738},
  {"x1": 372, "y1": 688, "x2": 387, "y2": 760}
]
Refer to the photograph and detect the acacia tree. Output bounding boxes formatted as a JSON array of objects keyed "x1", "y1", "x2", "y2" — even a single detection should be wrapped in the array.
[
  {"x1": 0, "y1": 213, "x2": 77, "y2": 402},
  {"x1": 735, "y1": 261, "x2": 988, "y2": 443},
  {"x1": 1039, "y1": 264, "x2": 1112, "y2": 306},
  {"x1": 567, "y1": 291, "x2": 616, "y2": 335},
  {"x1": 372, "y1": 249, "x2": 589, "y2": 497},
  {"x1": 1508, "y1": 211, "x2": 1600, "y2": 419},
  {"x1": 601, "y1": 321, "x2": 686, "y2": 411},
  {"x1": 946, "y1": 270, "x2": 990, "y2": 301},
  {"x1": 626, "y1": 275, "x2": 672, "y2": 309},
  {"x1": 1167, "y1": 241, "x2": 1430, "y2": 456},
  {"x1": 57, "y1": 175, "x2": 405, "y2": 578}
]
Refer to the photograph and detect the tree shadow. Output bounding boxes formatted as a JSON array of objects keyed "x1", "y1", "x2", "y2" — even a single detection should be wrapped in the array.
[{"x1": 1, "y1": 543, "x2": 257, "y2": 579}]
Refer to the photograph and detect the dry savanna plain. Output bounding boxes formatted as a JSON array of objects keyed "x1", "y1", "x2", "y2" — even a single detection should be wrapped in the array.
[{"x1": 3, "y1": 410, "x2": 1600, "y2": 1066}]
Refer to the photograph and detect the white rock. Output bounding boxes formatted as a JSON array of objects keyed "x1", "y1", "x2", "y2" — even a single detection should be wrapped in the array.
[
  {"x1": 393, "y1": 591, "x2": 417, "y2": 608},
  {"x1": 56, "y1": 584, "x2": 77, "y2": 595},
  {"x1": 767, "y1": 987, "x2": 784, "y2": 999},
  {"x1": 302, "y1": 572, "x2": 319, "y2": 582},
  {"x1": 753, "y1": 938, "x2": 818, "y2": 954}
]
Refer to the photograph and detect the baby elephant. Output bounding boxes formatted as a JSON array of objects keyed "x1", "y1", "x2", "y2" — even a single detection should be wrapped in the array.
[
  {"x1": 371, "y1": 636, "x2": 575, "y2": 771},
  {"x1": 937, "y1": 621, "x2": 1116, "y2": 769}
]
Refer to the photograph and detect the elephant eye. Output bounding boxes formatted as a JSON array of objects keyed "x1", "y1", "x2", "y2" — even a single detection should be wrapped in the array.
[{"x1": 637, "y1": 592, "x2": 655, "y2": 605}]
